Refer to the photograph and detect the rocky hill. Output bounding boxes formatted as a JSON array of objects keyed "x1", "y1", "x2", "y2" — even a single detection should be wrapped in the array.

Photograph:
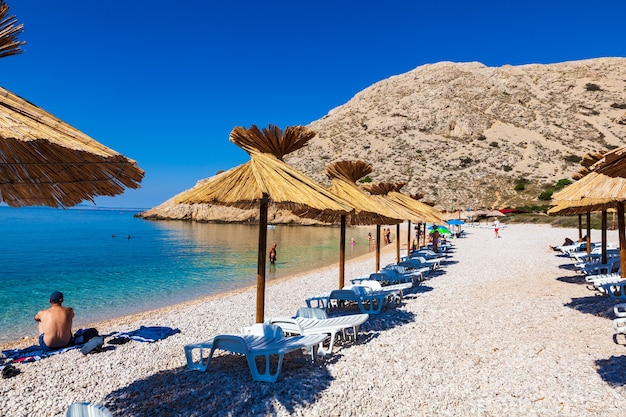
[{"x1": 139, "y1": 58, "x2": 626, "y2": 222}]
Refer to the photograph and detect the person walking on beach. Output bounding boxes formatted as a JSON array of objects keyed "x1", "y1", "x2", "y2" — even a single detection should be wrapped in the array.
[
  {"x1": 269, "y1": 243, "x2": 277, "y2": 264},
  {"x1": 494, "y1": 219, "x2": 501, "y2": 238},
  {"x1": 34, "y1": 291, "x2": 74, "y2": 352}
]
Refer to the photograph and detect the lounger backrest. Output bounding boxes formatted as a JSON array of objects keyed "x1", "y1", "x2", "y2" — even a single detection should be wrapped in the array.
[
  {"x1": 295, "y1": 307, "x2": 328, "y2": 319},
  {"x1": 358, "y1": 280, "x2": 383, "y2": 290},
  {"x1": 246, "y1": 323, "x2": 284, "y2": 339}
]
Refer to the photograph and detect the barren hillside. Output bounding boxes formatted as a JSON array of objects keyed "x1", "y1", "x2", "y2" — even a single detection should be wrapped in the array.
[
  {"x1": 140, "y1": 58, "x2": 626, "y2": 222},
  {"x1": 287, "y1": 58, "x2": 626, "y2": 210}
]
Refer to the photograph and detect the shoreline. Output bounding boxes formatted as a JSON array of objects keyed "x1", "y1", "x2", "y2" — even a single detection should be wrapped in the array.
[{"x1": 0, "y1": 241, "x2": 399, "y2": 352}]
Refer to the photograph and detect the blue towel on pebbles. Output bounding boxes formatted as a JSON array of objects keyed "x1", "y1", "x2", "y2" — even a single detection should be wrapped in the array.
[
  {"x1": 110, "y1": 326, "x2": 180, "y2": 343},
  {"x1": 2, "y1": 344, "x2": 79, "y2": 363},
  {"x1": 2, "y1": 326, "x2": 179, "y2": 363}
]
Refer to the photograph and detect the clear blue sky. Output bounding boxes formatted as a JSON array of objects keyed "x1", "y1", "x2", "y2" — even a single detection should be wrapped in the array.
[{"x1": 2, "y1": 0, "x2": 624, "y2": 208}]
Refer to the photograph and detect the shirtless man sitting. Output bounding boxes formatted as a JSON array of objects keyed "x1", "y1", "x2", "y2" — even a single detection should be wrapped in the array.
[{"x1": 34, "y1": 291, "x2": 74, "y2": 352}]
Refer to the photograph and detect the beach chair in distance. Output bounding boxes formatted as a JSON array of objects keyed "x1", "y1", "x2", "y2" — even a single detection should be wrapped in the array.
[
  {"x1": 615, "y1": 303, "x2": 626, "y2": 318},
  {"x1": 184, "y1": 323, "x2": 328, "y2": 383},
  {"x1": 613, "y1": 317, "x2": 626, "y2": 344},
  {"x1": 267, "y1": 307, "x2": 368, "y2": 355},
  {"x1": 66, "y1": 402, "x2": 113, "y2": 417},
  {"x1": 599, "y1": 281, "x2": 626, "y2": 301},
  {"x1": 328, "y1": 286, "x2": 391, "y2": 315},
  {"x1": 358, "y1": 278, "x2": 411, "y2": 299}
]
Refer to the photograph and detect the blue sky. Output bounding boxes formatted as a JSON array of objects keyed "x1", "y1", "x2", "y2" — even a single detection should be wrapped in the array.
[{"x1": 2, "y1": 0, "x2": 624, "y2": 208}]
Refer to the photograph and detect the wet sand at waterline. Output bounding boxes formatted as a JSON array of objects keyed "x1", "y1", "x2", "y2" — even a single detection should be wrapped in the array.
[{"x1": 2, "y1": 223, "x2": 626, "y2": 416}]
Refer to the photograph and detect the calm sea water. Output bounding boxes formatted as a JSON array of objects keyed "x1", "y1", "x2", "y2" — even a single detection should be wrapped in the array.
[{"x1": 0, "y1": 206, "x2": 376, "y2": 344}]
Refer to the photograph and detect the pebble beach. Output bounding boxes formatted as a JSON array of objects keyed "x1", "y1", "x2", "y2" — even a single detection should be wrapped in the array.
[{"x1": 2, "y1": 223, "x2": 626, "y2": 417}]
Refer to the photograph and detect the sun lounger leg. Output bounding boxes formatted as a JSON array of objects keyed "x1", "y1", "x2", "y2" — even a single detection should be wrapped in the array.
[{"x1": 247, "y1": 352, "x2": 284, "y2": 383}]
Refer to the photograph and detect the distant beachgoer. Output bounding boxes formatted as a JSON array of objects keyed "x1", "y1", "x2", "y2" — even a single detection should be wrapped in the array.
[
  {"x1": 351, "y1": 237, "x2": 356, "y2": 246},
  {"x1": 34, "y1": 291, "x2": 74, "y2": 352},
  {"x1": 431, "y1": 226, "x2": 440, "y2": 253},
  {"x1": 367, "y1": 233, "x2": 372, "y2": 246},
  {"x1": 494, "y1": 219, "x2": 500, "y2": 238},
  {"x1": 550, "y1": 237, "x2": 574, "y2": 251},
  {"x1": 269, "y1": 243, "x2": 277, "y2": 264}
]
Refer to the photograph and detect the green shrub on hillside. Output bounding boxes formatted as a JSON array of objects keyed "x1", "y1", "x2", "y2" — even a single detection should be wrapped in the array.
[
  {"x1": 538, "y1": 189, "x2": 553, "y2": 200},
  {"x1": 564, "y1": 155, "x2": 582, "y2": 164},
  {"x1": 555, "y1": 178, "x2": 572, "y2": 189}
]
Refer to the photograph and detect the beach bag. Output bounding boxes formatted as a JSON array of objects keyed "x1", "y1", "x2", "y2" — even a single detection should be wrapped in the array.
[
  {"x1": 74, "y1": 328, "x2": 99, "y2": 345},
  {"x1": 80, "y1": 336, "x2": 105, "y2": 355}
]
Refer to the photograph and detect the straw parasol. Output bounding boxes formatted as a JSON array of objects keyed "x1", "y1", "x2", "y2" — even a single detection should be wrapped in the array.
[
  {"x1": 0, "y1": 4, "x2": 143, "y2": 207},
  {"x1": 0, "y1": 1, "x2": 25, "y2": 59},
  {"x1": 549, "y1": 171, "x2": 626, "y2": 271},
  {"x1": 175, "y1": 125, "x2": 353, "y2": 323},
  {"x1": 0, "y1": 86, "x2": 145, "y2": 208},
  {"x1": 325, "y1": 160, "x2": 402, "y2": 286},
  {"x1": 362, "y1": 181, "x2": 443, "y2": 260}
]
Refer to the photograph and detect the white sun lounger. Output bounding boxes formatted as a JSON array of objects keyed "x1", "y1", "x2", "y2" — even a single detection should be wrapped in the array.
[
  {"x1": 267, "y1": 308, "x2": 368, "y2": 355},
  {"x1": 184, "y1": 323, "x2": 328, "y2": 382}
]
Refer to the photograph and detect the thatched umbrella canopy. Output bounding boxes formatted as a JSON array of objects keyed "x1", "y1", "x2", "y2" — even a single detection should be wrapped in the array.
[
  {"x1": 549, "y1": 172, "x2": 626, "y2": 271},
  {"x1": 362, "y1": 181, "x2": 443, "y2": 261},
  {"x1": 0, "y1": 86, "x2": 144, "y2": 207},
  {"x1": 326, "y1": 160, "x2": 403, "y2": 286},
  {"x1": 175, "y1": 125, "x2": 353, "y2": 323},
  {"x1": 0, "y1": 1, "x2": 25, "y2": 59},
  {"x1": 589, "y1": 146, "x2": 626, "y2": 178}
]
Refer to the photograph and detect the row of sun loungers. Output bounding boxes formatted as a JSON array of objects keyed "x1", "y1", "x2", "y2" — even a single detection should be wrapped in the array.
[
  {"x1": 185, "y1": 240, "x2": 455, "y2": 382},
  {"x1": 552, "y1": 242, "x2": 626, "y2": 346}
]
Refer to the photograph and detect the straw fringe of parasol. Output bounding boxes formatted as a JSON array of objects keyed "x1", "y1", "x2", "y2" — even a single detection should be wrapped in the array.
[
  {"x1": 0, "y1": 87, "x2": 144, "y2": 207},
  {"x1": 362, "y1": 182, "x2": 443, "y2": 224},
  {"x1": 589, "y1": 147, "x2": 626, "y2": 178},
  {"x1": 0, "y1": 1, "x2": 25, "y2": 59},
  {"x1": 175, "y1": 150, "x2": 352, "y2": 218},
  {"x1": 325, "y1": 160, "x2": 402, "y2": 225}
]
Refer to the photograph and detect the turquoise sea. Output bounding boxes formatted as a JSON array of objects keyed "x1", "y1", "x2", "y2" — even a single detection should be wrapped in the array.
[{"x1": 0, "y1": 206, "x2": 376, "y2": 344}]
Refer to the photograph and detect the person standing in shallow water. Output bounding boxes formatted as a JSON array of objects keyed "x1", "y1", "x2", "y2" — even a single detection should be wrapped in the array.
[{"x1": 269, "y1": 243, "x2": 277, "y2": 264}]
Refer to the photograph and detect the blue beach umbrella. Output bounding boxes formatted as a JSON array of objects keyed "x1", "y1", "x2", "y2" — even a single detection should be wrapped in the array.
[{"x1": 446, "y1": 219, "x2": 465, "y2": 226}]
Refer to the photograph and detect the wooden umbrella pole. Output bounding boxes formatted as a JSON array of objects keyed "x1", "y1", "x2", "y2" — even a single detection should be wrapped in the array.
[
  {"x1": 395, "y1": 223, "x2": 401, "y2": 263},
  {"x1": 339, "y1": 215, "x2": 346, "y2": 289},
  {"x1": 376, "y1": 225, "x2": 381, "y2": 272},
  {"x1": 407, "y1": 220, "x2": 412, "y2": 256},
  {"x1": 256, "y1": 194, "x2": 269, "y2": 323},
  {"x1": 602, "y1": 209, "x2": 608, "y2": 265},
  {"x1": 586, "y1": 211, "x2": 592, "y2": 254},
  {"x1": 578, "y1": 214, "x2": 583, "y2": 241},
  {"x1": 618, "y1": 202, "x2": 626, "y2": 279}
]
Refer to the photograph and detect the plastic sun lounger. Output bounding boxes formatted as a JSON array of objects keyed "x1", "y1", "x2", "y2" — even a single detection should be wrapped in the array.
[
  {"x1": 328, "y1": 286, "x2": 391, "y2": 315},
  {"x1": 267, "y1": 308, "x2": 368, "y2": 356},
  {"x1": 66, "y1": 402, "x2": 113, "y2": 417},
  {"x1": 371, "y1": 270, "x2": 415, "y2": 286},
  {"x1": 599, "y1": 281, "x2": 626, "y2": 300},
  {"x1": 184, "y1": 323, "x2": 328, "y2": 382}
]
